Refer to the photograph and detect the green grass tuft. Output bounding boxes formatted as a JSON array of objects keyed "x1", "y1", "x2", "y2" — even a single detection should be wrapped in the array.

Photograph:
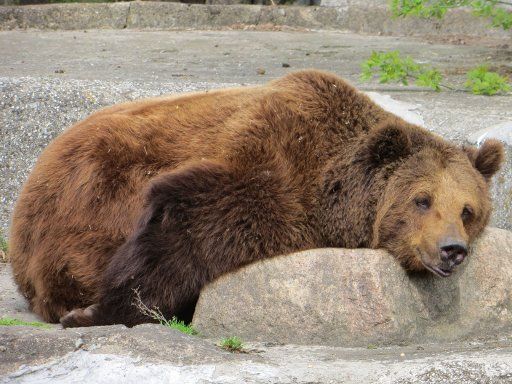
[
  {"x1": 0, "y1": 317, "x2": 51, "y2": 328},
  {"x1": 465, "y1": 65, "x2": 511, "y2": 95},
  {"x1": 162, "y1": 317, "x2": 198, "y2": 336},
  {"x1": 132, "y1": 288, "x2": 198, "y2": 335},
  {"x1": 219, "y1": 336, "x2": 244, "y2": 352}
]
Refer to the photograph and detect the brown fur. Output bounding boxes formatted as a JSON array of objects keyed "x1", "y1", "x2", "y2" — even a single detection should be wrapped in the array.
[{"x1": 8, "y1": 70, "x2": 503, "y2": 327}]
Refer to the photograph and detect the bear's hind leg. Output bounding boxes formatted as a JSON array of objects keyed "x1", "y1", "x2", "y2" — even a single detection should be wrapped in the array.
[{"x1": 61, "y1": 159, "x2": 311, "y2": 327}]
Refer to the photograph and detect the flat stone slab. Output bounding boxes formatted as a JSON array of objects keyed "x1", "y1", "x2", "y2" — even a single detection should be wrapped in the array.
[
  {"x1": 193, "y1": 228, "x2": 512, "y2": 347},
  {"x1": 2, "y1": 323, "x2": 512, "y2": 383},
  {"x1": 0, "y1": 324, "x2": 249, "y2": 379}
]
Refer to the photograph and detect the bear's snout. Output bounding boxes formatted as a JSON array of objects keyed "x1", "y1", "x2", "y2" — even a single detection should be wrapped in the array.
[
  {"x1": 440, "y1": 241, "x2": 467, "y2": 265},
  {"x1": 431, "y1": 239, "x2": 468, "y2": 276}
]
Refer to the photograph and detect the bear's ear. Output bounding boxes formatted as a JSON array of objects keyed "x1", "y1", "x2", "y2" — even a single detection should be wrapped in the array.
[
  {"x1": 364, "y1": 122, "x2": 412, "y2": 166},
  {"x1": 463, "y1": 139, "x2": 504, "y2": 181}
]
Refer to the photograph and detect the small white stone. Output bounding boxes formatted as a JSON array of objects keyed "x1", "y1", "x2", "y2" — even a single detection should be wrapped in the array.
[{"x1": 75, "y1": 338, "x2": 85, "y2": 350}]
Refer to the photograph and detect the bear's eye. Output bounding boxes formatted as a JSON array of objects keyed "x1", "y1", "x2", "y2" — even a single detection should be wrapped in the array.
[
  {"x1": 461, "y1": 206, "x2": 474, "y2": 222},
  {"x1": 414, "y1": 196, "x2": 431, "y2": 211}
]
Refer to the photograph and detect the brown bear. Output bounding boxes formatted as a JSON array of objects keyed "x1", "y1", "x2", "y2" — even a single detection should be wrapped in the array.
[{"x1": 9, "y1": 70, "x2": 503, "y2": 328}]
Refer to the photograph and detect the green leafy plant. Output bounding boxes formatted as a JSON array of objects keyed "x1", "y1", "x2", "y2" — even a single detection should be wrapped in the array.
[
  {"x1": 390, "y1": 0, "x2": 512, "y2": 30},
  {"x1": 465, "y1": 65, "x2": 511, "y2": 95},
  {"x1": 0, "y1": 317, "x2": 51, "y2": 328},
  {"x1": 132, "y1": 288, "x2": 198, "y2": 335},
  {"x1": 390, "y1": 0, "x2": 465, "y2": 18},
  {"x1": 219, "y1": 336, "x2": 244, "y2": 352},
  {"x1": 361, "y1": 50, "x2": 443, "y2": 91},
  {"x1": 361, "y1": 50, "x2": 510, "y2": 95}
]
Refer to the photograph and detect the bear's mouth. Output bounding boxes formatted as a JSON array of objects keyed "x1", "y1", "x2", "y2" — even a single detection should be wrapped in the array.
[
  {"x1": 416, "y1": 248, "x2": 453, "y2": 278},
  {"x1": 424, "y1": 264, "x2": 453, "y2": 278}
]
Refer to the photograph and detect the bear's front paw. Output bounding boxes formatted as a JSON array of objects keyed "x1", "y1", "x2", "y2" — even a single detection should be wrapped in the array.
[{"x1": 60, "y1": 304, "x2": 99, "y2": 328}]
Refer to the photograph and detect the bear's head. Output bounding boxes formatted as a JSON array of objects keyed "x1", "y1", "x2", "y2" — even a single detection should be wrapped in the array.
[{"x1": 369, "y1": 122, "x2": 504, "y2": 277}]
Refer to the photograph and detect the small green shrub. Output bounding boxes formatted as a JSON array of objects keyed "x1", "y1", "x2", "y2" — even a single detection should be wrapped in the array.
[
  {"x1": 361, "y1": 50, "x2": 510, "y2": 95},
  {"x1": 465, "y1": 65, "x2": 511, "y2": 95},
  {"x1": 0, "y1": 317, "x2": 50, "y2": 328},
  {"x1": 390, "y1": 0, "x2": 512, "y2": 30},
  {"x1": 219, "y1": 336, "x2": 244, "y2": 352},
  {"x1": 361, "y1": 50, "x2": 443, "y2": 91}
]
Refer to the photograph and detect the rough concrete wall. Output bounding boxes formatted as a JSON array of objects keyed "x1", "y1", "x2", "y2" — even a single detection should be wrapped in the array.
[
  {"x1": 1, "y1": 2, "x2": 511, "y2": 38},
  {"x1": 321, "y1": 0, "x2": 385, "y2": 7}
]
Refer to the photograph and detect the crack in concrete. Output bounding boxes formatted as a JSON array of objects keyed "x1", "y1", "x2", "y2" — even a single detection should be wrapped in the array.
[{"x1": 124, "y1": 2, "x2": 130, "y2": 29}]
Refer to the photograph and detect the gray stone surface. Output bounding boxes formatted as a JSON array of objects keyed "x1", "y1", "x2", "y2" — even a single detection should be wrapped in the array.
[
  {"x1": 0, "y1": 30, "x2": 511, "y2": 236},
  {"x1": 3, "y1": 337, "x2": 512, "y2": 383},
  {"x1": 3, "y1": 29, "x2": 509, "y2": 85},
  {"x1": 469, "y1": 122, "x2": 512, "y2": 146},
  {"x1": 193, "y1": 228, "x2": 512, "y2": 347},
  {"x1": 1, "y1": 261, "x2": 512, "y2": 383},
  {"x1": 0, "y1": 2, "x2": 130, "y2": 30},
  {"x1": 127, "y1": 2, "x2": 262, "y2": 29},
  {"x1": 0, "y1": 262, "x2": 41, "y2": 324},
  {"x1": 468, "y1": 123, "x2": 512, "y2": 231},
  {"x1": 0, "y1": 2, "x2": 511, "y2": 38},
  {"x1": 0, "y1": 324, "x2": 248, "y2": 378}
]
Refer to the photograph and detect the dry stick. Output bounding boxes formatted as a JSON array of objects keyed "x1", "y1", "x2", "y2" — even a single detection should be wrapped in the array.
[{"x1": 132, "y1": 287, "x2": 169, "y2": 324}]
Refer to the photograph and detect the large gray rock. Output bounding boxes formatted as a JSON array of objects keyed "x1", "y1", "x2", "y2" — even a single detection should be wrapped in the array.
[{"x1": 193, "y1": 227, "x2": 512, "y2": 347}]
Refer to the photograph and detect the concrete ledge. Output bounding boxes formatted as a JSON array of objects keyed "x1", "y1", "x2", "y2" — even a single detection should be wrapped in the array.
[
  {"x1": 0, "y1": 2, "x2": 511, "y2": 37},
  {"x1": 193, "y1": 228, "x2": 512, "y2": 347},
  {"x1": 0, "y1": 2, "x2": 130, "y2": 30}
]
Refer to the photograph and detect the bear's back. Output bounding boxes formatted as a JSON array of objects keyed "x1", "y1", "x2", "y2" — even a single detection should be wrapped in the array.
[{"x1": 8, "y1": 70, "x2": 394, "y2": 322}]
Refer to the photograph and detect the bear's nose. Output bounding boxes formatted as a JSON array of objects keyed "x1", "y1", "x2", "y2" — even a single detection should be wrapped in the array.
[{"x1": 440, "y1": 242, "x2": 467, "y2": 266}]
